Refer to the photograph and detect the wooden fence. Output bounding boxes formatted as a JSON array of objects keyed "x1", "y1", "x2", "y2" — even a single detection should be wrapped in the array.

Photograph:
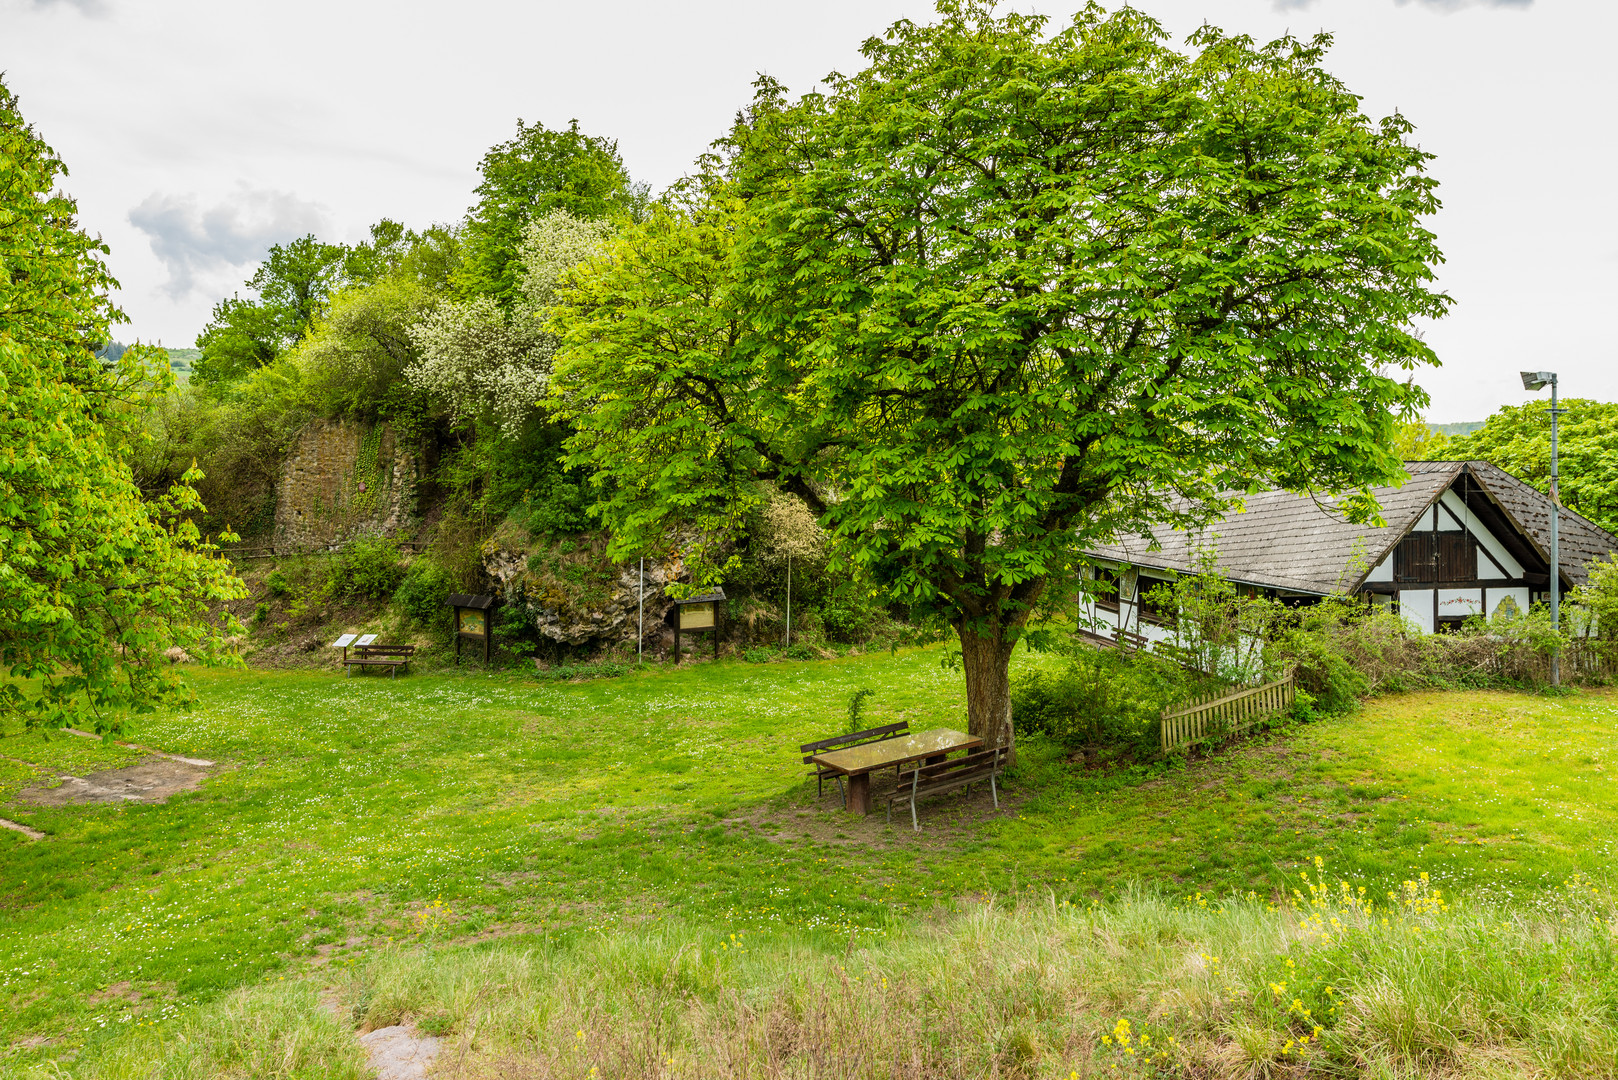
[
  {"x1": 220, "y1": 539, "x2": 428, "y2": 562},
  {"x1": 1159, "y1": 673, "x2": 1295, "y2": 754}
]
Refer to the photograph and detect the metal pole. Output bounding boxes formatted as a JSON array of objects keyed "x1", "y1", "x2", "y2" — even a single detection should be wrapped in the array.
[
  {"x1": 638, "y1": 557, "x2": 644, "y2": 665},
  {"x1": 1550, "y1": 375, "x2": 1561, "y2": 686},
  {"x1": 784, "y1": 553, "x2": 792, "y2": 650}
]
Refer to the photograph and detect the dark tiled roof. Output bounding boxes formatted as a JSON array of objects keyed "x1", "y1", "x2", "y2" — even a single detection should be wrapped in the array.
[
  {"x1": 1082, "y1": 461, "x2": 1617, "y2": 594},
  {"x1": 1467, "y1": 461, "x2": 1617, "y2": 588}
]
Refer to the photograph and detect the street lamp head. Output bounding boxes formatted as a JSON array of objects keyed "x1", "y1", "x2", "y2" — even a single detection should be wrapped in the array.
[{"x1": 1521, "y1": 370, "x2": 1556, "y2": 392}]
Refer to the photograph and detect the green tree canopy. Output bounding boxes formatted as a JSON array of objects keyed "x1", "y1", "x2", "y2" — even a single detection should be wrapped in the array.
[
  {"x1": 551, "y1": 2, "x2": 1448, "y2": 752},
  {"x1": 194, "y1": 233, "x2": 348, "y2": 387},
  {"x1": 0, "y1": 78, "x2": 246, "y2": 732},
  {"x1": 456, "y1": 119, "x2": 644, "y2": 304},
  {"x1": 1447, "y1": 399, "x2": 1618, "y2": 535}
]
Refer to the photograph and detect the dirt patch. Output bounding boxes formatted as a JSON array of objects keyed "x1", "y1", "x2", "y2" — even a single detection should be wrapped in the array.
[
  {"x1": 16, "y1": 757, "x2": 216, "y2": 807},
  {"x1": 87, "y1": 981, "x2": 142, "y2": 1006},
  {"x1": 743, "y1": 768, "x2": 1023, "y2": 853},
  {"x1": 0, "y1": 817, "x2": 45, "y2": 840}
]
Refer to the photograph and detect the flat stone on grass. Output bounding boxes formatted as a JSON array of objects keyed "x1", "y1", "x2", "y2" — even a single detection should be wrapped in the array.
[
  {"x1": 358, "y1": 1026, "x2": 441, "y2": 1080},
  {"x1": 17, "y1": 757, "x2": 214, "y2": 806}
]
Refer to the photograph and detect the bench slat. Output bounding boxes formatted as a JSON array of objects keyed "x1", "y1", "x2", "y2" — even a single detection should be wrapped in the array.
[
  {"x1": 887, "y1": 747, "x2": 1004, "y2": 831},
  {"x1": 798, "y1": 721, "x2": 908, "y2": 756}
]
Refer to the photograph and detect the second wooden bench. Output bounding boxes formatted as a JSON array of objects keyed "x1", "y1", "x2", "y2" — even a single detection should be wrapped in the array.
[{"x1": 887, "y1": 746, "x2": 1005, "y2": 831}]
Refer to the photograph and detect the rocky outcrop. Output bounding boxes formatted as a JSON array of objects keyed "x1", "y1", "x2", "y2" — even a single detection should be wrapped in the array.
[
  {"x1": 273, "y1": 420, "x2": 418, "y2": 553},
  {"x1": 482, "y1": 536, "x2": 687, "y2": 648}
]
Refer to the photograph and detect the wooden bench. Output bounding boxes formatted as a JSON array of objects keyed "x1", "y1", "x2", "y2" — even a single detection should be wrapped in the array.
[
  {"x1": 1112, "y1": 627, "x2": 1148, "y2": 653},
  {"x1": 799, "y1": 721, "x2": 909, "y2": 803},
  {"x1": 344, "y1": 644, "x2": 416, "y2": 678},
  {"x1": 887, "y1": 746, "x2": 1004, "y2": 831}
]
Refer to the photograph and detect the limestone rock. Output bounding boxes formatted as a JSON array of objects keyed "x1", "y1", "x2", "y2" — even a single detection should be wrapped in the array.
[{"x1": 482, "y1": 540, "x2": 687, "y2": 649}]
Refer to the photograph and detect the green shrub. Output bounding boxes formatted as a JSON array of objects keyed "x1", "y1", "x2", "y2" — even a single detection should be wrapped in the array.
[
  {"x1": 1273, "y1": 620, "x2": 1369, "y2": 716},
  {"x1": 819, "y1": 590, "x2": 884, "y2": 643},
  {"x1": 393, "y1": 559, "x2": 455, "y2": 627},
  {"x1": 264, "y1": 570, "x2": 291, "y2": 597},
  {"x1": 1011, "y1": 650, "x2": 1192, "y2": 764},
  {"x1": 784, "y1": 643, "x2": 816, "y2": 661},
  {"x1": 845, "y1": 687, "x2": 874, "y2": 734},
  {"x1": 742, "y1": 646, "x2": 779, "y2": 663},
  {"x1": 329, "y1": 537, "x2": 406, "y2": 602}
]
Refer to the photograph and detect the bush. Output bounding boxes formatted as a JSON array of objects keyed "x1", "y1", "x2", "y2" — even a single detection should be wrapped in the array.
[
  {"x1": 264, "y1": 570, "x2": 291, "y2": 598},
  {"x1": 819, "y1": 590, "x2": 884, "y2": 643},
  {"x1": 1011, "y1": 649, "x2": 1194, "y2": 764},
  {"x1": 1273, "y1": 616, "x2": 1369, "y2": 716},
  {"x1": 329, "y1": 537, "x2": 406, "y2": 602},
  {"x1": 393, "y1": 559, "x2": 455, "y2": 627}
]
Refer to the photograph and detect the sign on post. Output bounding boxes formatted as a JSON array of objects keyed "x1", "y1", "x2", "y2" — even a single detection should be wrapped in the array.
[
  {"x1": 672, "y1": 588, "x2": 725, "y2": 664},
  {"x1": 447, "y1": 593, "x2": 498, "y2": 666}
]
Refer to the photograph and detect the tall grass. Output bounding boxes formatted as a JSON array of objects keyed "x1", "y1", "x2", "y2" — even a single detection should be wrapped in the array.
[{"x1": 41, "y1": 873, "x2": 1614, "y2": 1079}]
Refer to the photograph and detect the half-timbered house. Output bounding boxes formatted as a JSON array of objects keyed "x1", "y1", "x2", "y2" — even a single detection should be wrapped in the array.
[{"x1": 1080, "y1": 461, "x2": 1618, "y2": 641}]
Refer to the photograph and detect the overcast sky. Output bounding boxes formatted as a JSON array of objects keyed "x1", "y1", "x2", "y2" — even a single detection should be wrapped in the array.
[{"x1": 3, "y1": 0, "x2": 1612, "y2": 422}]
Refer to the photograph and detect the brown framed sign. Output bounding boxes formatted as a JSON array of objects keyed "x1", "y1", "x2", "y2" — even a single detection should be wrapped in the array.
[
  {"x1": 447, "y1": 593, "x2": 498, "y2": 665},
  {"x1": 672, "y1": 587, "x2": 724, "y2": 663}
]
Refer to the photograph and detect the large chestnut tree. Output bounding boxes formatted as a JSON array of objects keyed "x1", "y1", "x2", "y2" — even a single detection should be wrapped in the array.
[
  {"x1": 551, "y1": 2, "x2": 1448, "y2": 753},
  {"x1": 1, "y1": 79, "x2": 245, "y2": 732}
]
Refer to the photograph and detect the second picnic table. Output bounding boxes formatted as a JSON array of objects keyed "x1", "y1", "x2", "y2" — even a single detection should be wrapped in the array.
[{"x1": 811, "y1": 728, "x2": 983, "y2": 814}]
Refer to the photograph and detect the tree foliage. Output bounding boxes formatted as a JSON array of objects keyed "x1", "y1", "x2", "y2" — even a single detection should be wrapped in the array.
[
  {"x1": 456, "y1": 119, "x2": 643, "y2": 304},
  {"x1": 410, "y1": 210, "x2": 613, "y2": 436},
  {"x1": 1393, "y1": 420, "x2": 1450, "y2": 462},
  {"x1": 193, "y1": 234, "x2": 347, "y2": 387},
  {"x1": 1447, "y1": 398, "x2": 1618, "y2": 536},
  {"x1": 0, "y1": 78, "x2": 246, "y2": 732},
  {"x1": 193, "y1": 221, "x2": 455, "y2": 391},
  {"x1": 551, "y1": 2, "x2": 1449, "y2": 751}
]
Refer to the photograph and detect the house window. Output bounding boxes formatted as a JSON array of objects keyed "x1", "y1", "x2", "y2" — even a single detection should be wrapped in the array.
[
  {"x1": 1091, "y1": 568, "x2": 1119, "y2": 612},
  {"x1": 1395, "y1": 533, "x2": 1436, "y2": 582},
  {"x1": 1438, "y1": 533, "x2": 1476, "y2": 583},
  {"x1": 1137, "y1": 578, "x2": 1173, "y2": 625},
  {"x1": 1395, "y1": 532, "x2": 1476, "y2": 584}
]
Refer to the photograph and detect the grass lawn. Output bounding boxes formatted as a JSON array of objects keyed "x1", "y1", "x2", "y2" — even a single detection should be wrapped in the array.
[{"x1": 2, "y1": 643, "x2": 1615, "y2": 1070}]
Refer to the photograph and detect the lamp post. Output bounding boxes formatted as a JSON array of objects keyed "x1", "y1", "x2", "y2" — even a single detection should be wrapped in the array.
[{"x1": 1520, "y1": 370, "x2": 1563, "y2": 685}]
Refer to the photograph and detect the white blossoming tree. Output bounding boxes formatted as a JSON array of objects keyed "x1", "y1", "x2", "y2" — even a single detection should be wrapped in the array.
[{"x1": 407, "y1": 210, "x2": 613, "y2": 435}]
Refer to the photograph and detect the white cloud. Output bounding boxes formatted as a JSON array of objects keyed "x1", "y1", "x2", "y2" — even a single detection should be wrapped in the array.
[
  {"x1": 127, "y1": 186, "x2": 326, "y2": 298},
  {"x1": 1277, "y1": 0, "x2": 1530, "y2": 8},
  {"x1": 29, "y1": 0, "x2": 109, "y2": 14}
]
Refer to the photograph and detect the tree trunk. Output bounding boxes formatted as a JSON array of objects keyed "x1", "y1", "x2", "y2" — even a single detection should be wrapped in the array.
[{"x1": 958, "y1": 620, "x2": 1017, "y2": 763}]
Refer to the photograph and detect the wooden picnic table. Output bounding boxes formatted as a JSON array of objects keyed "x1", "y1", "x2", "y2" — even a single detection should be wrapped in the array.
[{"x1": 811, "y1": 728, "x2": 983, "y2": 815}]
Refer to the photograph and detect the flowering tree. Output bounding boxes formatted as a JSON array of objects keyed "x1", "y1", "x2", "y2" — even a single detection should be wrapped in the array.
[{"x1": 408, "y1": 210, "x2": 612, "y2": 435}]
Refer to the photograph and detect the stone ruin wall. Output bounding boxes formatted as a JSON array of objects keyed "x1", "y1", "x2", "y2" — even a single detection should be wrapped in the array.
[{"x1": 272, "y1": 419, "x2": 419, "y2": 553}]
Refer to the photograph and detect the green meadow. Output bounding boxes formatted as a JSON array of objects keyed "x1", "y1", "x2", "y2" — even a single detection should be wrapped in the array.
[{"x1": 3, "y1": 645, "x2": 1617, "y2": 1073}]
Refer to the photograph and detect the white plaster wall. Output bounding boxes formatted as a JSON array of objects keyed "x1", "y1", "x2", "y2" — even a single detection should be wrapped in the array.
[
  {"x1": 1440, "y1": 490, "x2": 1524, "y2": 577},
  {"x1": 1139, "y1": 620, "x2": 1176, "y2": 645},
  {"x1": 1485, "y1": 586, "x2": 1531, "y2": 619},
  {"x1": 1400, "y1": 589, "x2": 1435, "y2": 634},
  {"x1": 1437, "y1": 588, "x2": 1484, "y2": 617},
  {"x1": 1365, "y1": 557, "x2": 1393, "y2": 582}
]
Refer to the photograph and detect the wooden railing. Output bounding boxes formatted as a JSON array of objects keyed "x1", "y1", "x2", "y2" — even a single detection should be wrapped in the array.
[
  {"x1": 1159, "y1": 672, "x2": 1295, "y2": 754},
  {"x1": 220, "y1": 539, "x2": 427, "y2": 562}
]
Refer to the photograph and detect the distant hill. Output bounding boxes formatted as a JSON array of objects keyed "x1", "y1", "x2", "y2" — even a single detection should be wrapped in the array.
[
  {"x1": 166, "y1": 347, "x2": 198, "y2": 382},
  {"x1": 1431, "y1": 421, "x2": 1483, "y2": 438}
]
